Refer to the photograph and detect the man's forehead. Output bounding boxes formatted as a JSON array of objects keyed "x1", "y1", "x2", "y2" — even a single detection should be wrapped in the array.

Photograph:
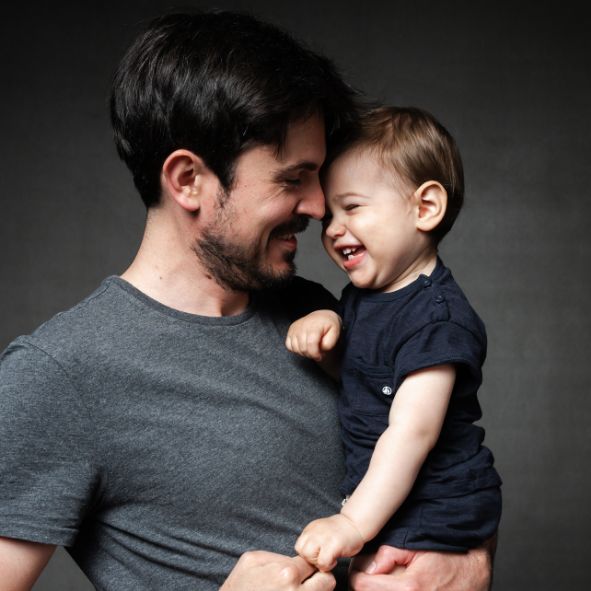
[
  {"x1": 279, "y1": 113, "x2": 326, "y2": 157},
  {"x1": 234, "y1": 113, "x2": 326, "y2": 178}
]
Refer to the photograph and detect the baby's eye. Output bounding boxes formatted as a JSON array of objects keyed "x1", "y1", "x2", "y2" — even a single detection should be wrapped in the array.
[{"x1": 344, "y1": 203, "x2": 359, "y2": 211}]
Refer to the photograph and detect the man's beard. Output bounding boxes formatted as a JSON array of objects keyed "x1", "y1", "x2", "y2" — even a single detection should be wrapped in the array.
[{"x1": 193, "y1": 214, "x2": 309, "y2": 292}]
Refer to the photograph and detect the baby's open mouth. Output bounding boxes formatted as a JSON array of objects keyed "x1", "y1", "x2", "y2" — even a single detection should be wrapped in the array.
[{"x1": 340, "y1": 246, "x2": 364, "y2": 260}]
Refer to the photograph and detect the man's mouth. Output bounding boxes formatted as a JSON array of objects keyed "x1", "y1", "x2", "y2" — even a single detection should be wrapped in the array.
[
  {"x1": 270, "y1": 217, "x2": 309, "y2": 246},
  {"x1": 274, "y1": 233, "x2": 296, "y2": 247},
  {"x1": 275, "y1": 233, "x2": 296, "y2": 241}
]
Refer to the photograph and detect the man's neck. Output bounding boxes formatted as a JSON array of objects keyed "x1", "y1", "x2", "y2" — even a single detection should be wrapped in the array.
[{"x1": 121, "y1": 211, "x2": 249, "y2": 318}]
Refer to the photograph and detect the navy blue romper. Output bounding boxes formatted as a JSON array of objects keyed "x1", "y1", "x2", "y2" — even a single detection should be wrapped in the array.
[{"x1": 338, "y1": 258, "x2": 502, "y2": 552}]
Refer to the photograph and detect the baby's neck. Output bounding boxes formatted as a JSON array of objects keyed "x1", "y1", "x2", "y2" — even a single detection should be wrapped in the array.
[{"x1": 383, "y1": 249, "x2": 439, "y2": 293}]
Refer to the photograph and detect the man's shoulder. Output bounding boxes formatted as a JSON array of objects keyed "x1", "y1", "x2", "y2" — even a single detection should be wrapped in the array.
[
  {"x1": 257, "y1": 276, "x2": 338, "y2": 321},
  {"x1": 3, "y1": 277, "x2": 125, "y2": 363}
]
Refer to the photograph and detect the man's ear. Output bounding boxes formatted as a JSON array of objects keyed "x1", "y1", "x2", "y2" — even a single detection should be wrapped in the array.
[
  {"x1": 414, "y1": 180, "x2": 447, "y2": 233},
  {"x1": 161, "y1": 150, "x2": 215, "y2": 213}
]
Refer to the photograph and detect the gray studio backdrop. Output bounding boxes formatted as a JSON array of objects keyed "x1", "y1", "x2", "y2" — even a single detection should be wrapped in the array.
[{"x1": 1, "y1": 1, "x2": 589, "y2": 589}]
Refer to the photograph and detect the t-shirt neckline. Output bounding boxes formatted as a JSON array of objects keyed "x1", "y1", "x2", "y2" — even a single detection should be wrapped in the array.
[
  {"x1": 104, "y1": 276, "x2": 257, "y2": 326},
  {"x1": 354, "y1": 257, "x2": 446, "y2": 302}
]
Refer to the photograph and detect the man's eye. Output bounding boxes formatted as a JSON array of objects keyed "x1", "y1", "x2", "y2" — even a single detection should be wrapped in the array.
[{"x1": 283, "y1": 178, "x2": 302, "y2": 187}]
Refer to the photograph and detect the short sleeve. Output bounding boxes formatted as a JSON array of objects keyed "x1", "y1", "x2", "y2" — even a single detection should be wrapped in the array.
[
  {"x1": 393, "y1": 321, "x2": 485, "y2": 396},
  {"x1": 0, "y1": 338, "x2": 99, "y2": 546}
]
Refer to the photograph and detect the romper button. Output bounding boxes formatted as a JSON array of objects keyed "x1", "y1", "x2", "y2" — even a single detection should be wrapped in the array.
[
  {"x1": 381, "y1": 385, "x2": 393, "y2": 396},
  {"x1": 423, "y1": 278, "x2": 432, "y2": 287},
  {"x1": 435, "y1": 294, "x2": 444, "y2": 303}
]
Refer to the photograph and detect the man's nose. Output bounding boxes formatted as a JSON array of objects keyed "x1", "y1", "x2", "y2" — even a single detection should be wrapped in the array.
[{"x1": 295, "y1": 181, "x2": 325, "y2": 220}]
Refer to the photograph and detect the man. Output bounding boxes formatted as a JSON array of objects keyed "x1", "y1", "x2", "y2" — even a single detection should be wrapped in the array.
[{"x1": 0, "y1": 12, "x2": 493, "y2": 590}]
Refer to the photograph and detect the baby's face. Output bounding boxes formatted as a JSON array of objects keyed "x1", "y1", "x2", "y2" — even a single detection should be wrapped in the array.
[{"x1": 321, "y1": 146, "x2": 425, "y2": 292}]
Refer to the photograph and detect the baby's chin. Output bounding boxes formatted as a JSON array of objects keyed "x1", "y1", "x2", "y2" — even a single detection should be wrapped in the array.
[
  {"x1": 348, "y1": 275, "x2": 374, "y2": 290},
  {"x1": 349, "y1": 272, "x2": 392, "y2": 292}
]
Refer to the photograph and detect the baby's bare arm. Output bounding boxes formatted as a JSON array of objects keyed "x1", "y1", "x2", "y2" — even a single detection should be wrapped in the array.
[
  {"x1": 341, "y1": 365, "x2": 456, "y2": 541},
  {"x1": 295, "y1": 366, "x2": 456, "y2": 572}
]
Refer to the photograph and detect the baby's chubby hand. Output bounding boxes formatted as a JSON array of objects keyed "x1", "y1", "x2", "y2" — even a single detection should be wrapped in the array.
[
  {"x1": 285, "y1": 310, "x2": 342, "y2": 362},
  {"x1": 295, "y1": 514, "x2": 365, "y2": 572}
]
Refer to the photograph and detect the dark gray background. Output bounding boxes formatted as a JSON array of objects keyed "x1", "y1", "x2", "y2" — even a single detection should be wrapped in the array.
[{"x1": 1, "y1": 1, "x2": 589, "y2": 589}]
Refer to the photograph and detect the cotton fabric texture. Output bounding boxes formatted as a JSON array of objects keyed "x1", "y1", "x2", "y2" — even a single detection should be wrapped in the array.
[
  {"x1": 0, "y1": 276, "x2": 344, "y2": 590},
  {"x1": 338, "y1": 259, "x2": 502, "y2": 552}
]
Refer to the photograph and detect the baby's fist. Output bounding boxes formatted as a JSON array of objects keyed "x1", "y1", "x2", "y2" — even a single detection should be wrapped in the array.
[
  {"x1": 285, "y1": 310, "x2": 341, "y2": 362},
  {"x1": 295, "y1": 514, "x2": 365, "y2": 572}
]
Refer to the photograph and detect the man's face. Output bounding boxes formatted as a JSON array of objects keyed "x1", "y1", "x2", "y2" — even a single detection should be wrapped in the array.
[{"x1": 194, "y1": 113, "x2": 326, "y2": 291}]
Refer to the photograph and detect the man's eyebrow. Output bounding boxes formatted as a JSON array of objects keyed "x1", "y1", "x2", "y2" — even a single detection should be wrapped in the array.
[{"x1": 272, "y1": 161, "x2": 320, "y2": 179}]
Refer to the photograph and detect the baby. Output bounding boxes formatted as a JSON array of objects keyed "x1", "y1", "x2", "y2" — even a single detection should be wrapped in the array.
[{"x1": 286, "y1": 106, "x2": 502, "y2": 571}]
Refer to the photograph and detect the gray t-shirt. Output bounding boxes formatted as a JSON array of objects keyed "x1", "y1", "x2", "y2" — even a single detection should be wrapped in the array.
[{"x1": 0, "y1": 276, "x2": 344, "y2": 590}]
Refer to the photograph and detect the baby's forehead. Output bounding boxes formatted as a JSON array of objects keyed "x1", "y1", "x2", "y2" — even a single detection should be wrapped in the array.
[{"x1": 323, "y1": 143, "x2": 409, "y2": 193}]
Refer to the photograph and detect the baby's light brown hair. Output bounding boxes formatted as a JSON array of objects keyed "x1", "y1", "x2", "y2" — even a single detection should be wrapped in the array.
[{"x1": 332, "y1": 106, "x2": 465, "y2": 244}]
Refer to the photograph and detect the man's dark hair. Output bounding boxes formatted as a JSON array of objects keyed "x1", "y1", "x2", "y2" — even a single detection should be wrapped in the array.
[{"x1": 110, "y1": 11, "x2": 360, "y2": 208}]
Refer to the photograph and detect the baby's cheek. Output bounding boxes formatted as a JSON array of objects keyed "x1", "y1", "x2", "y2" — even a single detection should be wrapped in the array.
[
  {"x1": 320, "y1": 233, "x2": 333, "y2": 254},
  {"x1": 326, "y1": 248, "x2": 342, "y2": 267}
]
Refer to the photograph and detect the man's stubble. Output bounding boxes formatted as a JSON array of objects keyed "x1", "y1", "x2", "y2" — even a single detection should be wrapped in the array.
[{"x1": 193, "y1": 190, "x2": 309, "y2": 292}]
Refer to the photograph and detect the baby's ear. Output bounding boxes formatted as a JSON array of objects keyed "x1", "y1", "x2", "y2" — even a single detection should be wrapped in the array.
[{"x1": 414, "y1": 181, "x2": 447, "y2": 233}]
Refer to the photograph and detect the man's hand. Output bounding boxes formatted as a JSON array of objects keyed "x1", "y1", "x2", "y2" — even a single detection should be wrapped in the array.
[
  {"x1": 295, "y1": 514, "x2": 365, "y2": 572},
  {"x1": 220, "y1": 551, "x2": 336, "y2": 591},
  {"x1": 286, "y1": 310, "x2": 342, "y2": 362},
  {"x1": 349, "y1": 544, "x2": 493, "y2": 591}
]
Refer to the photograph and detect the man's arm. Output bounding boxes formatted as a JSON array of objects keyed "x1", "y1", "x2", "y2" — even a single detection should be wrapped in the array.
[
  {"x1": 0, "y1": 537, "x2": 56, "y2": 591},
  {"x1": 349, "y1": 542, "x2": 494, "y2": 591},
  {"x1": 0, "y1": 541, "x2": 339, "y2": 591}
]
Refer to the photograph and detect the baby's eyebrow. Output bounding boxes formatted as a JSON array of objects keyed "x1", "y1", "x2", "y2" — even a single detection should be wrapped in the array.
[{"x1": 332, "y1": 191, "x2": 370, "y2": 200}]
